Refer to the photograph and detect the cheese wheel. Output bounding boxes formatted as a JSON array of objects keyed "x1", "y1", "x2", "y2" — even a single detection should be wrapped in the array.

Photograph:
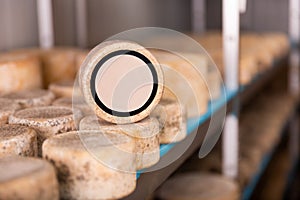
[
  {"x1": 239, "y1": 53, "x2": 259, "y2": 85},
  {"x1": 1, "y1": 89, "x2": 55, "y2": 108},
  {"x1": 75, "y1": 49, "x2": 89, "y2": 72},
  {"x1": 209, "y1": 50, "x2": 224, "y2": 75},
  {"x1": 41, "y1": 48, "x2": 78, "y2": 87},
  {"x1": 9, "y1": 47, "x2": 79, "y2": 88},
  {"x1": 52, "y1": 97, "x2": 93, "y2": 116},
  {"x1": 80, "y1": 40, "x2": 164, "y2": 124},
  {"x1": 238, "y1": 159, "x2": 257, "y2": 187},
  {"x1": 266, "y1": 33, "x2": 289, "y2": 56},
  {"x1": 150, "y1": 50, "x2": 208, "y2": 117},
  {"x1": 0, "y1": 99, "x2": 21, "y2": 125},
  {"x1": 181, "y1": 150, "x2": 221, "y2": 173},
  {"x1": 49, "y1": 80, "x2": 74, "y2": 98},
  {"x1": 240, "y1": 35, "x2": 274, "y2": 70},
  {"x1": 79, "y1": 115, "x2": 160, "y2": 169},
  {"x1": 188, "y1": 31, "x2": 222, "y2": 51},
  {"x1": 258, "y1": 32, "x2": 289, "y2": 58},
  {"x1": 151, "y1": 99, "x2": 187, "y2": 144},
  {"x1": 0, "y1": 53, "x2": 43, "y2": 94},
  {"x1": 207, "y1": 68, "x2": 222, "y2": 100},
  {"x1": 8, "y1": 106, "x2": 82, "y2": 155},
  {"x1": 43, "y1": 131, "x2": 136, "y2": 199},
  {"x1": 0, "y1": 156, "x2": 59, "y2": 200},
  {"x1": 0, "y1": 125, "x2": 38, "y2": 157},
  {"x1": 156, "y1": 172, "x2": 240, "y2": 200}
]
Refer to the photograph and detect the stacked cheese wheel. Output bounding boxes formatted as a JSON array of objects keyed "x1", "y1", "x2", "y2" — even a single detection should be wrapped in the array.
[
  {"x1": 0, "y1": 41, "x2": 192, "y2": 199},
  {"x1": 0, "y1": 32, "x2": 290, "y2": 199},
  {"x1": 178, "y1": 88, "x2": 295, "y2": 188},
  {"x1": 156, "y1": 172, "x2": 240, "y2": 200},
  {"x1": 189, "y1": 32, "x2": 289, "y2": 85},
  {"x1": 5, "y1": 47, "x2": 89, "y2": 90},
  {"x1": 77, "y1": 41, "x2": 190, "y2": 172},
  {"x1": 43, "y1": 131, "x2": 136, "y2": 199},
  {"x1": 150, "y1": 49, "x2": 209, "y2": 117},
  {"x1": 0, "y1": 52, "x2": 43, "y2": 94},
  {"x1": 0, "y1": 156, "x2": 59, "y2": 200},
  {"x1": 238, "y1": 91, "x2": 295, "y2": 186}
]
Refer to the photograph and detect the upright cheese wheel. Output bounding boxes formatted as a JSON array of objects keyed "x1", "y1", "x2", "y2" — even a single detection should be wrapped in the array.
[
  {"x1": 151, "y1": 99, "x2": 187, "y2": 144},
  {"x1": 1, "y1": 89, "x2": 55, "y2": 108},
  {"x1": 79, "y1": 115, "x2": 160, "y2": 169},
  {"x1": 41, "y1": 48, "x2": 78, "y2": 87},
  {"x1": 49, "y1": 80, "x2": 74, "y2": 98},
  {"x1": 150, "y1": 50, "x2": 208, "y2": 117},
  {"x1": 8, "y1": 106, "x2": 82, "y2": 155},
  {"x1": 43, "y1": 131, "x2": 136, "y2": 200},
  {"x1": 52, "y1": 97, "x2": 93, "y2": 116},
  {"x1": 0, "y1": 156, "x2": 59, "y2": 200},
  {"x1": 80, "y1": 40, "x2": 164, "y2": 124},
  {"x1": 156, "y1": 173, "x2": 240, "y2": 200},
  {"x1": 0, "y1": 99, "x2": 21, "y2": 125},
  {"x1": 0, "y1": 125, "x2": 38, "y2": 157},
  {"x1": 0, "y1": 53, "x2": 43, "y2": 94}
]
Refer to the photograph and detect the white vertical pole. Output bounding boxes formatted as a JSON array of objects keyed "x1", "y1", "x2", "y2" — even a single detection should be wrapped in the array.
[
  {"x1": 37, "y1": 0, "x2": 54, "y2": 49},
  {"x1": 289, "y1": 0, "x2": 300, "y2": 45},
  {"x1": 223, "y1": 114, "x2": 239, "y2": 178},
  {"x1": 75, "y1": 0, "x2": 88, "y2": 48},
  {"x1": 222, "y1": 0, "x2": 240, "y2": 179},
  {"x1": 288, "y1": 0, "x2": 299, "y2": 165},
  {"x1": 239, "y1": 0, "x2": 247, "y2": 14},
  {"x1": 289, "y1": 0, "x2": 300, "y2": 96}
]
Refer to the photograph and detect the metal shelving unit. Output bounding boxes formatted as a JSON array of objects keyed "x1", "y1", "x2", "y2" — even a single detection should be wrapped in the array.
[
  {"x1": 36, "y1": 1, "x2": 298, "y2": 199},
  {"x1": 122, "y1": 55, "x2": 289, "y2": 200},
  {"x1": 122, "y1": 0, "x2": 299, "y2": 197},
  {"x1": 242, "y1": 102, "x2": 299, "y2": 200}
]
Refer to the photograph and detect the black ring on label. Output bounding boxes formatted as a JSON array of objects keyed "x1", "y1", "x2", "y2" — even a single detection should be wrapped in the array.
[{"x1": 90, "y1": 50, "x2": 158, "y2": 117}]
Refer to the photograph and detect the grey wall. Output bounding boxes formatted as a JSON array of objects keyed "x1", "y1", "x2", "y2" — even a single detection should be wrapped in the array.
[
  {"x1": 0, "y1": 0, "x2": 290, "y2": 51},
  {"x1": 0, "y1": 0, "x2": 191, "y2": 50},
  {"x1": 240, "y1": 0, "x2": 289, "y2": 32},
  {"x1": 0, "y1": 0, "x2": 39, "y2": 51},
  {"x1": 53, "y1": 0, "x2": 77, "y2": 46},
  {"x1": 206, "y1": 0, "x2": 289, "y2": 33},
  {"x1": 86, "y1": 0, "x2": 191, "y2": 47}
]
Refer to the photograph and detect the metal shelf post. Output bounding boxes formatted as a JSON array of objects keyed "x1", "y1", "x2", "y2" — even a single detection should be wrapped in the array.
[
  {"x1": 289, "y1": 0, "x2": 300, "y2": 163},
  {"x1": 36, "y1": 0, "x2": 54, "y2": 49},
  {"x1": 222, "y1": 0, "x2": 240, "y2": 179}
]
